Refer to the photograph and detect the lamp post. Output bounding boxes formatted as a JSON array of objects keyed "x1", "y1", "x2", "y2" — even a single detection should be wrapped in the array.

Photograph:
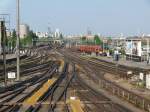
[
  {"x1": 16, "y1": 0, "x2": 20, "y2": 80},
  {"x1": 147, "y1": 38, "x2": 149, "y2": 64}
]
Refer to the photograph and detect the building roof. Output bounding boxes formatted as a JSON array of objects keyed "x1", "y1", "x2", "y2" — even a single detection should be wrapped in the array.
[{"x1": 126, "y1": 36, "x2": 141, "y2": 41}]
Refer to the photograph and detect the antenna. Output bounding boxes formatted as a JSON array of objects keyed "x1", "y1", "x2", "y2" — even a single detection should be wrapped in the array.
[{"x1": 87, "y1": 27, "x2": 92, "y2": 36}]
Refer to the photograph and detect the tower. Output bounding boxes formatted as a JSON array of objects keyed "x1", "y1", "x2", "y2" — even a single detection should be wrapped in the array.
[{"x1": 87, "y1": 27, "x2": 92, "y2": 36}]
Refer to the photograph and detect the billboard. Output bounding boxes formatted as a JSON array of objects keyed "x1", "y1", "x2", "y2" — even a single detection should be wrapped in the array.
[{"x1": 126, "y1": 40, "x2": 142, "y2": 56}]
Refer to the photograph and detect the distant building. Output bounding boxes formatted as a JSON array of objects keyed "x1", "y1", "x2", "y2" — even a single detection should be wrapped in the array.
[
  {"x1": 126, "y1": 37, "x2": 142, "y2": 57},
  {"x1": 86, "y1": 35, "x2": 94, "y2": 40},
  {"x1": 125, "y1": 36, "x2": 150, "y2": 61},
  {"x1": 54, "y1": 29, "x2": 60, "y2": 38},
  {"x1": 109, "y1": 37, "x2": 126, "y2": 50},
  {"x1": 6, "y1": 31, "x2": 12, "y2": 37},
  {"x1": 36, "y1": 32, "x2": 48, "y2": 38},
  {"x1": 20, "y1": 24, "x2": 29, "y2": 38}
]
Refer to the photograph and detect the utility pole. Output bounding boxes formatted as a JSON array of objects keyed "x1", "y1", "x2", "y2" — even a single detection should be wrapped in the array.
[
  {"x1": 103, "y1": 39, "x2": 104, "y2": 52},
  {"x1": 16, "y1": 0, "x2": 20, "y2": 80},
  {"x1": 147, "y1": 38, "x2": 149, "y2": 64},
  {"x1": 131, "y1": 40, "x2": 133, "y2": 61},
  {"x1": 0, "y1": 21, "x2": 7, "y2": 86},
  {"x1": 0, "y1": 22, "x2": 2, "y2": 55}
]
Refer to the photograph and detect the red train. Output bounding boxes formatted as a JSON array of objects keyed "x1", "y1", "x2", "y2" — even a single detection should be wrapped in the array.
[{"x1": 77, "y1": 45, "x2": 102, "y2": 53}]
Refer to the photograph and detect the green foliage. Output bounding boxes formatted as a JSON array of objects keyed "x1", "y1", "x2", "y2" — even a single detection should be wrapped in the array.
[
  {"x1": 80, "y1": 35, "x2": 103, "y2": 45},
  {"x1": 138, "y1": 81, "x2": 145, "y2": 88},
  {"x1": 7, "y1": 29, "x2": 17, "y2": 49},
  {"x1": 81, "y1": 36, "x2": 86, "y2": 42},
  {"x1": 7, "y1": 30, "x2": 38, "y2": 49},
  {"x1": 120, "y1": 48, "x2": 126, "y2": 55},
  {"x1": 87, "y1": 40, "x2": 95, "y2": 45},
  {"x1": 108, "y1": 37, "x2": 112, "y2": 40},
  {"x1": 109, "y1": 49, "x2": 114, "y2": 55},
  {"x1": 20, "y1": 30, "x2": 38, "y2": 47},
  {"x1": 94, "y1": 35, "x2": 103, "y2": 45},
  {"x1": 12, "y1": 29, "x2": 17, "y2": 48},
  {"x1": 81, "y1": 36, "x2": 86, "y2": 44}
]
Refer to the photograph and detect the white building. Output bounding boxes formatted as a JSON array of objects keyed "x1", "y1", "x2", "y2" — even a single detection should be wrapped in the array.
[
  {"x1": 125, "y1": 37, "x2": 150, "y2": 61},
  {"x1": 20, "y1": 24, "x2": 29, "y2": 38},
  {"x1": 54, "y1": 29, "x2": 60, "y2": 38},
  {"x1": 126, "y1": 38, "x2": 142, "y2": 57},
  {"x1": 36, "y1": 32, "x2": 48, "y2": 38},
  {"x1": 6, "y1": 31, "x2": 12, "y2": 37}
]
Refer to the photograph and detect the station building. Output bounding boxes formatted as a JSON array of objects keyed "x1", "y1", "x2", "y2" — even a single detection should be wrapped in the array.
[{"x1": 125, "y1": 36, "x2": 150, "y2": 62}]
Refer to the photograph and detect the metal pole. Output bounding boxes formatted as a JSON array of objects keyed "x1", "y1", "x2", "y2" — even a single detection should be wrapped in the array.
[
  {"x1": 103, "y1": 39, "x2": 104, "y2": 53},
  {"x1": 0, "y1": 21, "x2": 2, "y2": 53},
  {"x1": 147, "y1": 38, "x2": 149, "y2": 64},
  {"x1": 16, "y1": 0, "x2": 20, "y2": 80},
  {"x1": 1, "y1": 21, "x2": 7, "y2": 86},
  {"x1": 3, "y1": 22, "x2": 7, "y2": 86},
  {"x1": 0, "y1": 23, "x2": 1, "y2": 55},
  {"x1": 131, "y1": 40, "x2": 132, "y2": 61}
]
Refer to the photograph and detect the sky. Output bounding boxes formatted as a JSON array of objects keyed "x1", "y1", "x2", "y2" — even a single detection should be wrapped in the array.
[{"x1": 0, "y1": 0, "x2": 150, "y2": 36}]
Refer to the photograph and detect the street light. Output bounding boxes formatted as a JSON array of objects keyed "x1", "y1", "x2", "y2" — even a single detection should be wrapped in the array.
[
  {"x1": 16, "y1": 0, "x2": 20, "y2": 80},
  {"x1": 147, "y1": 38, "x2": 149, "y2": 64}
]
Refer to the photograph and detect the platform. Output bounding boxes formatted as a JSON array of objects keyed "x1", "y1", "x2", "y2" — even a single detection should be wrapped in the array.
[
  {"x1": 67, "y1": 98, "x2": 84, "y2": 112},
  {"x1": 23, "y1": 78, "x2": 56, "y2": 105}
]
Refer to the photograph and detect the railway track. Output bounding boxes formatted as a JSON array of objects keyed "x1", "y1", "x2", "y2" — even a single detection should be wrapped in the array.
[
  {"x1": 58, "y1": 49, "x2": 148, "y2": 112},
  {"x1": 0, "y1": 47, "x2": 52, "y2": 82},
  {"x1": 73, "y1": 74, "x2": 131, "y2": 112},
  {"x1": 0, "y1": 61, "x2": 58, "y2": 112},
  {"x1": 81, "y1": 57, "x2": 150, "y2": 112},
  {"x1": 47, "y1": 63, "x2": 76, "y2": 112},
  {"x1": 0, "y1": 61, "x2": 58, "y2": 93},
  {"x1": 12, "y1": 61, "x2": 69, "y2": 112},
  {"x1": 0, "y1": 56, "x2": 51, "y2": 82},
  {"x1": 62, "y1": 49, "x2": 148, "y2": 77},
  {"x1": 21, "y1": 62, "x2": 76, "y2": 112},
  {"x1": 0, "y1": 45, "x2": 50, "y2": 68}
]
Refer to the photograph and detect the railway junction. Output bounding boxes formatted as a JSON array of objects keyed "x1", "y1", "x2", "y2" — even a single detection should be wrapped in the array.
[
  {"x1": 0, "y1": 44, "x2": 149, "y2": 112},
  {"x1": 0, "y1": 19, "x2": 150, "y2": 111},
  {"x1": 2, "y1": 0, "x2": 150, "y2": 111}
]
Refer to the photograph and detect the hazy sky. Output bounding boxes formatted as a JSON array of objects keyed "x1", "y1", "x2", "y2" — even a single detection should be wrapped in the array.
[{"x1": 1, "y1": 0, "x2": 150, "y2": 36}]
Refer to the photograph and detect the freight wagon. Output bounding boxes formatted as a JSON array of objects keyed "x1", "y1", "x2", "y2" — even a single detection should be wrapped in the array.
[{"x1": 77, "y1": 45, "x2": 102, "y2": 54}]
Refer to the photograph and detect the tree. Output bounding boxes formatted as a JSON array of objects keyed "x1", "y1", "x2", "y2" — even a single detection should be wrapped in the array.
[
  {"x1": 81, "y1": 36, "x2": 86, "y2": 41},
  {"x1": 94, "y1": 35, "x2": 102, "y2": 45},
  {"x1": 11, "y1": 29, "x2": 17, "y2": 48},
  {"x1": 20, "y1": 30, "x2": 38, "y2": 47},
  {"x1": 81, "y1": 36, "x2": 86, "y2": 44},
  {"x1": 60, "y1": 33, "x2": 63, "y2": 39}
]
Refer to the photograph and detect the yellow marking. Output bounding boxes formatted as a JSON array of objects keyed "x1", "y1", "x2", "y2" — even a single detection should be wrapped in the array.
[
  {"x1": 59, "y1": 59, "x2": 64, "y2": 72},
  {"x1": 76, "y1": 65, "x2": 83, "y2": 71},
  {"x1": 23, "y1": 78, "x2": 56, "y2": 105},
  {"x1": 68, "y1": 99, "x2": 84, "y2": 112}
]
